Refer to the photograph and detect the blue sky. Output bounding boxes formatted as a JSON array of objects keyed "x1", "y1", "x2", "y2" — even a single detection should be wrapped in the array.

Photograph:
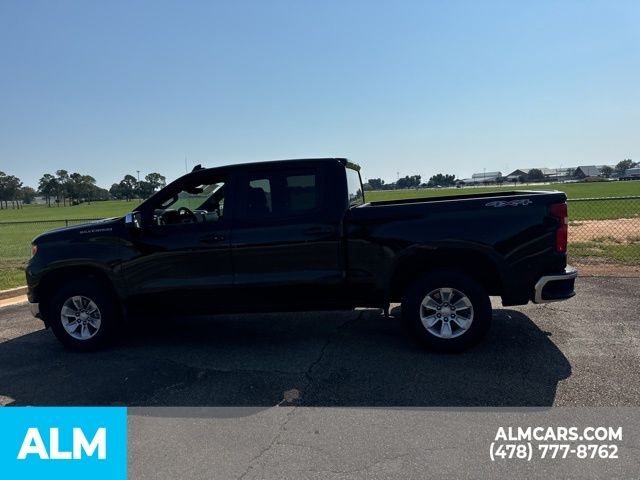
[{"x1": 1, "y1": 0, "x2": 639, "y2": 188}]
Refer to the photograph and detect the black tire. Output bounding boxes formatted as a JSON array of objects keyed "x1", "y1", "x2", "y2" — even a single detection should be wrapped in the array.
[
  {"x1": 43, "y1": 278, "x2": 121, "y2": 351},
  {"x1": 402, "y1": 271, "x2": 491, "y2": 352}
]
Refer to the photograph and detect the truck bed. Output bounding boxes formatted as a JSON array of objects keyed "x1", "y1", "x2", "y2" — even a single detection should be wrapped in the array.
[{"x1": 368, "y1": 189, "x2": 561, "y2": 207}]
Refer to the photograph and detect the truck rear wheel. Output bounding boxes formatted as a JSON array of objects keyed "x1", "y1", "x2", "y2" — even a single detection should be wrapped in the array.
[
  {"x1": 44, "y1": 278, "x2": 120, "y2": 351},
  {"x1": 402, "y1": 271, "x2": 491, "y2": 352}
]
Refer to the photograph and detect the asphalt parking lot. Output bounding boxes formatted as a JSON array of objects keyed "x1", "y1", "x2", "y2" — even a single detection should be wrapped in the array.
[{"x1": 0, "y1": 276, "x2": 638, "y2": 407}]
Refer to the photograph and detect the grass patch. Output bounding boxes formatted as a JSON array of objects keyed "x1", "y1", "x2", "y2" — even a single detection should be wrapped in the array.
[
  {"x1": 569, "y1": 200, "x2": 640, "y2": 221},
  {"x1": 0, "y1": 261, "x2": 26, "y2": 291},
  {"x1": 365, "y1": 180, "x2": 640, "y2": 203},
  {"x1": 590, "y1": 235, "x2": 623, "y2": 244},
  {"x1": 570, "y1": 242, "x2": 640, "y2": 264},
  {"x1": 0, "y1": 199, "x2": 137, "y2": 222}
]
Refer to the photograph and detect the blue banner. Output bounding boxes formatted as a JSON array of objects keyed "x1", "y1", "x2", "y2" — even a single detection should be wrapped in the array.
[{"x1": 0, "y1": 407, "x2": 126, "y2": 479}]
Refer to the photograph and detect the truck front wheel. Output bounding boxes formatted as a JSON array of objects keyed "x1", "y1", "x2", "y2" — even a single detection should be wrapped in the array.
[
  {"x1": 402, "y1": 271, "x2": 491, "y2": 352},
  {"x1": 44, "y1": 278, "x2": 120, "y2": 351}
]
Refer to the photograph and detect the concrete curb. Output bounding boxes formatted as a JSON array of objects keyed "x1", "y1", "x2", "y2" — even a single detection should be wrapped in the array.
[{"x1": 0, "y1": 286, "x2": 27, "y2": 301}]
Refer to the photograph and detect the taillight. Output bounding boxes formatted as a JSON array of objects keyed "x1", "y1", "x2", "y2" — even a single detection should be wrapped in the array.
[{"x1": 550, "y1": 202, "x2": 568, "y2": 253}]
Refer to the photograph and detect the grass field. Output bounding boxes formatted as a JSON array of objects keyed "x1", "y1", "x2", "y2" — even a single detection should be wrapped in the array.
[
  {"x1": 0, "y1": 182, "x2": 638, "y2": 290},
  {"x1": 364, "y1": 180, "x2": 640, "y2": 202},
  {"x1": 0, "y1": 199, "x2": 138, "y2": 222},
  {"x1": 0, "y1": 200, "x2": 140, "y2": 289}
]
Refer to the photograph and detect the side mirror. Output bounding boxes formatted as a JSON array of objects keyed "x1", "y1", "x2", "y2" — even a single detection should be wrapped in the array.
[{"x1": 125, "y1": 211, "x2": 142, "y2": 230}]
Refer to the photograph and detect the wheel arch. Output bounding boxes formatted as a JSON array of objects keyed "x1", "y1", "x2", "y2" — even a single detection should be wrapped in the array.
[
  {"x1": 37, "y1": 265, "x2": 123, "y2": 312},
  {"x1": 388, "y1": 247, "x2": 504, "y2": 301}
]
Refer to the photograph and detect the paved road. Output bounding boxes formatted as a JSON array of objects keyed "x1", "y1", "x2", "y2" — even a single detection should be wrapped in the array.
[
  {"x1": 0, "y1": 276, "x2": 638, "y2": 407},
  {"x1": 2, "y1": 277, "x2": 639, "y2": 479}
]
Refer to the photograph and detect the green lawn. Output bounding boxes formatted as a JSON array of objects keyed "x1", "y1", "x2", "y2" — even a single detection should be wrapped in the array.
[
  {"x1": 571, "y1": 238, "x2": 640, "y2": 264},
  {"x1": 0, "y1": 261, "x2": 25, "y2": 291},
  {"x1": 0, "y1": 201, "x2": 139, "y2": 290},
  {"x1": 365, "y1": 180, "x2": 640, "y2": 202},
  {"x1": 0, "y1": 199, "x2": 137, "y2": 221}
]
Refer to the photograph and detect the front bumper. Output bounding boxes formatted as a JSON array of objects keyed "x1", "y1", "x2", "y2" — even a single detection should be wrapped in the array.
[
  {"x1": 29, "y1": 302, "x2": 40, "y2": 318},
  {"x1": 533, "y1": 266, "x2": 577, "y2": 303}
]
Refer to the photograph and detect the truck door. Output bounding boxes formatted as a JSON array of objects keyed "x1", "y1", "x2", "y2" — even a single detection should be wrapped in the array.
[
  {"x1": 123, "y1": 171, "x2": 236, "y2": 312},
  {"x1": 230, "y1": 164, "x2": 347, "y2": 310}
]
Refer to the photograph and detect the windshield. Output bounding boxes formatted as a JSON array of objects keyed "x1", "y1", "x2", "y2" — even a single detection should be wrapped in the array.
[
  {"x1": 153, "y1": 181, "x2": 227, "y2": 226},
  {"x1": 160, "y1": 182, "x2": 224, "y2": 211}
]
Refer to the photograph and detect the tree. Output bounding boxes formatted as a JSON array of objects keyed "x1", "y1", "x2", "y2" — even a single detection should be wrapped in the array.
[
  {"x1": 20, "y1": 186, "x2": 37, "y2": 204},
  {"x1": 368, "y1": 178, "x2": 385, "y2": 190},
  {"x1": 0, "y1": 172, "x2": 23, "y2": 209},
  {"x1": 0, "y1": 172, "x2": 8, "y2": 209},
  {"x1": 600, "y1": 166, "x2": 613, "y2": 178},
  {"x1": 55, "y1": 169, "x2": 70, "y2": 206},
  {"x1": 81, "y1": 175, "x2": 98, "y2": 203},
  {"x1": 135, "y1": 181, "x2": 155, "y2": 199},
  {"x1": 92, "y1": 186, "x2": 111, "y2": 201},
  {"x1": 118, "y1": 175, "x2": 138, "y2": 201},
  {"x1": 427, "y1": 173, "x2": 456, "y2": 187},
  {"x1": 615, "y1": 159, "x2": 634, "y2": 175},
  {"x1": 527, "y1": 169, "x2": 545, "y2": 182},
  {"x1": 396, "y1": 175, "x2": 422, "y2": 189},
  {"x1": 38, "y1": 174, "x2": 58, "y2": 206},
  {"x1": 68, "y1": 172, "x2": 83, "y2": 203},
  {"x1": 109, "y1": 183, "x2": 124, "y2": 200},
  {"x1": 144, "y1": 172, "x2": 166, "y2": 193}
]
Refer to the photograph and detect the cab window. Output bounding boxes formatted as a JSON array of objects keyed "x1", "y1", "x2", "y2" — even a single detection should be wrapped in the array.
[
  {"x1": 153, "y1": 178, "x2": 227, "y2": 226},
  {"x1": 243, "y1": 169, "x2": 319, "y2": 218},
  {"x1": 346, "y1": 167, "x2": 364, "y2": 207}
]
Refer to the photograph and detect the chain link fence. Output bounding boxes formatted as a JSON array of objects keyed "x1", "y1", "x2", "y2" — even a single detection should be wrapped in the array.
[
  {"x1": 567, "y1": 196, "x2": 640, "y2": 276},
  {"x1": 0, "y1": 196, "x2": 638, "y2": 289}
]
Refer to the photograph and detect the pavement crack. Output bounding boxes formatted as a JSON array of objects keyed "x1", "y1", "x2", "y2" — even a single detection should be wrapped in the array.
[
  {"x1": 303, "y1": 311, "x2": 364, "y2": 384},
  {"x1": 237, "y1": 407, "x2": 298, "y2": 480}
]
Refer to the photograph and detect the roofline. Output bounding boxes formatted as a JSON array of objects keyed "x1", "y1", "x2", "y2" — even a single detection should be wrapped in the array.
[
  {"x1": 199, "y1": 157, "x2": 348, "y2": 173},
  {"x1": 137, "y1": 157, "x2": 349, "y2": 213}
]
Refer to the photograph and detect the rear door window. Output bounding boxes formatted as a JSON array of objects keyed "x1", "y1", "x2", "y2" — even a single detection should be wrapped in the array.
[{"x1": 242, "y1": 169, "x2": 319, "y2": 218}]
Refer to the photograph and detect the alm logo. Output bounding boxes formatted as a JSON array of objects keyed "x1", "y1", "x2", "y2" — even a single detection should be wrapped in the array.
[
  {"x1": 0, "y1": 407, "x2": 126, "y2": 479},
  {"x1": 17, "y1": 427, "x2": 106, "y2": 460}
]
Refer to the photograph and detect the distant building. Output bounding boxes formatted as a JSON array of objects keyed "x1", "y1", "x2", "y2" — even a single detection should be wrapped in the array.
[
  {"x1": 621, "y1": 167, "x2": 640, "y2": 180},
  {"x1": 505, "y1": 167, "x2": 575, "y2": 182},
  {"x1": 574, "y1": 166, "x2": 602, "y2": 178},
  {"x1": 505, "y1": 169, "x2": 529, "y2": 181},
  {"x1": 459, "y1": 171, "x2": 503, "y2": 185}
]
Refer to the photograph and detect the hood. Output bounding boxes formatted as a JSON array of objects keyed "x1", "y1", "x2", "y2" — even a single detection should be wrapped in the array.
[{"x1": 32, "y1": 217, "x2": 124, "y2": 244}]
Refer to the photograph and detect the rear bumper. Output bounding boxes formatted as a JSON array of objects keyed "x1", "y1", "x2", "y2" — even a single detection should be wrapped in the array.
[{"x1": 533, "y1": 266, "x2": 577, "y2": 303}]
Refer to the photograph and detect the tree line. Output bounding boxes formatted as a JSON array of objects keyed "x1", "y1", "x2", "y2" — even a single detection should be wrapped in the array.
[
  {"x1": 364, "y1": 159, "x2": 637, "y2": 191},
  {"x1": 108, "y1": 173, "x2": 166, "y2": 202},
  {"x1": 0, "y1": 170, "x2": 166, "y2": 209}
]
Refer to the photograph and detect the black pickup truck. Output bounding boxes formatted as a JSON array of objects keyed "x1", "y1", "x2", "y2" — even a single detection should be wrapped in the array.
[{"x1": 26, "y1": 158, "x2": 576, "y2": 352}]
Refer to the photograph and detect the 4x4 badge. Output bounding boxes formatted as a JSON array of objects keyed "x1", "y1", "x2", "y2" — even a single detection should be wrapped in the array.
[{"x1": 485, "y1": 199, "x2": 533, "y2": 207}]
